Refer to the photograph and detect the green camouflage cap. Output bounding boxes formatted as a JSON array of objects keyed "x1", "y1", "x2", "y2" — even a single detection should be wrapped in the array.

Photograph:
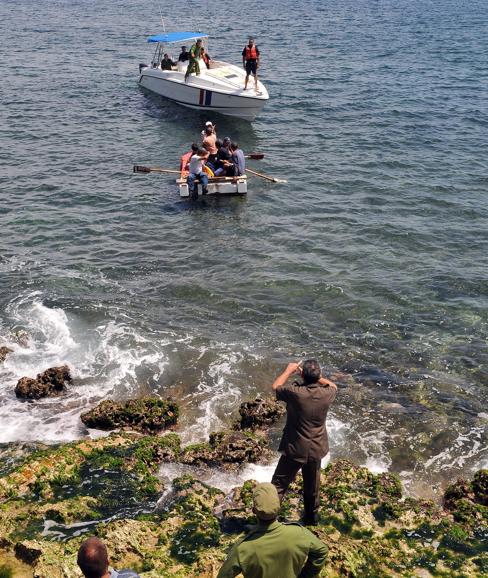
[{"x1": 253, "y1": 483, "x2": 280, "y2": 520}]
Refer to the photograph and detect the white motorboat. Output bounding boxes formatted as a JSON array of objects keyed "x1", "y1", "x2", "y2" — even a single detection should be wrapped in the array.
[{"x1": 138, "y1": 31, "x2": 269, "y2": 121}]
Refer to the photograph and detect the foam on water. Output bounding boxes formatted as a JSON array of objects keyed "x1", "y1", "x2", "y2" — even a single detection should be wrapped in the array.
[
  {"x1": 180, "y1": 349, "x2": 246, "y2": 444},
  {"x1": 0, "y1": 292, "x2": 170, "y2": 443}
]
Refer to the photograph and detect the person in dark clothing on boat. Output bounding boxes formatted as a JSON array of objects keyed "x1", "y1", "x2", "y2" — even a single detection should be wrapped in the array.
[
  {"x1": 271, "y1": 359, "x2": 337, "y2": 526},
  {"x1": 161, "y1": 53, "x2": 175, "y2": 70},
  {"x1": 230, "y1": 142, "x2": 245, "y2": 176},
  {"x1": 185, "y1": 39, "x2": 203, "y2": 81},
  {"x1": 178, "y1": 46, "x2": 190, "y2": 62},
  {"x1": 77, "y1": 537, "x2": 141, "y2": 578},
  {"x1": 242, "y1": 36, "x2": 260, "y2": 92}
]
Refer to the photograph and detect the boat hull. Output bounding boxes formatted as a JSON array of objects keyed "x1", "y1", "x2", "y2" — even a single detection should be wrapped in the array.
[
  {"x1": 178, "y1": 176, "x2": 247, "y2": 198},
  {"x1": 139, "y1": 64, "x2": 268, "y2": 121}
]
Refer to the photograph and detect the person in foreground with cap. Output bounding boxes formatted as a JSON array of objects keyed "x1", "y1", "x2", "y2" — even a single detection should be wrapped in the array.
[
  {"x1": 77, "y1": 537, "x2": 140, "y2": 578},
  {"x1": 217, "y1": 482, "x2": 328, "y2": 578},
  {"x1": 271, "y1": 359, "x2": 337, "y2": 525}
]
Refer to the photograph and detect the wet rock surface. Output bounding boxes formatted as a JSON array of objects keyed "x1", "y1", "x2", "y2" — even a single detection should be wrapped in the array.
[
  {"x1": 181, "y1": 430, "x2": 269, "y2": 467},
  {"x1": 80, "y1": 398, "x2": 179, "y2": 433},
  {"x1": 14, "y1": 365, "x2": 71, "y2": 399},
  {"x1": 0, "y1": 346, "x2": 13, "y2": 363},
  {"x1": 0, "y1": 400, "x2": 486, "y2": 577},
  {"x1": 234, "y1": 397, "x2": 285, "y2": 431}
]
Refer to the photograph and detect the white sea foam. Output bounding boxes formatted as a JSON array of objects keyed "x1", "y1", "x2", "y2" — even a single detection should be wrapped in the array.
[
  {"x1": 0, "y1": 292, "x2": 170, "y2": 443},
  {"x1": 180, "y1": 349, "x2": 245, "y2": 444}
]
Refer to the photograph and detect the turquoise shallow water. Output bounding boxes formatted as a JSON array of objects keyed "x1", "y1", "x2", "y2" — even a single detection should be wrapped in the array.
[{"x1": 0, "y1": 0, "x2": 487, "y2": 496}]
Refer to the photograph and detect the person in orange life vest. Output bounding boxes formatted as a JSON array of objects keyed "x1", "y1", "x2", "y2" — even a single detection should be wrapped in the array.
[
  {"x1": 180, "y1": 143, "x2": 199, "y2": 172},
  {"x1": 242, "y1": 37, "x2": 260, "y2": 92},
  {"x1": 200, "y1": 46, "x2": 211, "y2": 69}
]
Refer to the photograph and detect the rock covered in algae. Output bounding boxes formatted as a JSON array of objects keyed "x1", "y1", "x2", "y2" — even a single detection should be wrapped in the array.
[
  {"x1": 14, "y1": 365, "x2": 71, "y2": 399},
  {"x1": 234, "y1": 397, "x2": 285, "y2": 431},
  {"x1": 80, "y1": 397, "x2": 179, "y2": 433},
  {"x1": 0, "y1": 420, "x2": 487, "y2": 576},
  {"x1": 181, "y1": 430, "x2": 269, "y2": 467}
]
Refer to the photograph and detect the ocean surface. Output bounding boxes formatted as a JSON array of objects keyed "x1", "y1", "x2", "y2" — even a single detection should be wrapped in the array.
[{"x1": 1, "y1": 0, "x2": 487, "y2": 498}]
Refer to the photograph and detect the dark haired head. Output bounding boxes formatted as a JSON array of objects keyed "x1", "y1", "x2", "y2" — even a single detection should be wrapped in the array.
[
  {"x1": 215, "y1": 139, "x2": 223, "y2": 149},
  {"x1": 230, "y1": 141, "x2": 238, "y2": 150},
  {"x1": 222, "y1": 137, "x2": 231, "y2": 146},
  {"x1": 301, "y1": 359, "x2": 321, "y2": 385},
  {"x1": 191, "y1": 142, "x2": 199, "y2": 152},
  {"x1": 77, "y1": 537, "x2": 109, "y2": 578}
]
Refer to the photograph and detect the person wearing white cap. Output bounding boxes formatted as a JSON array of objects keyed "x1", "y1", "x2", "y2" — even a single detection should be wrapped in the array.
[
  {"x1": 201, "y1": 120, "x2": 216, "y2": 138},
  {"x1": 217, "y1": 483, "x2": 328, "y2": 578}
]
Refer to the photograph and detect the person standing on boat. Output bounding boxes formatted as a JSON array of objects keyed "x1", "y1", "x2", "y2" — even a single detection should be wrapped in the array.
[
  {"x1": 230, "y1": 142, "x2": 245, "y2": 176},
  {"x1": 178, "y1": 46, "x2": 190, "y2": 62},
  {"x1": 271, "y1": 359, "x2": 337, "y2": 526},
  {"x1": 185, "y1": 39, "x2": 203, "y2": 81},
  {"x1": 242, "y1": 37, "x2": 260, "y2": 92},
  {"x1": 187, "y1": 147, "x2": 209, "y2": 198}
]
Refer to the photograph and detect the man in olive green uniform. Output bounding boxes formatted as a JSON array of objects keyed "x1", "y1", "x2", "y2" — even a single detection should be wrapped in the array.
[
  {"x1": 272, "y1": 359, "x2": 337, "y2": 525},
  {"x1": 217, "y1": 483, "x2": 328, "y2": 578}
]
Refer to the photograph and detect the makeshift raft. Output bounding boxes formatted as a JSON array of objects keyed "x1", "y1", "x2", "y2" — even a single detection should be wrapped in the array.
[{"x1": 177, "y1": 175, "x2": 248, "y2": 198}]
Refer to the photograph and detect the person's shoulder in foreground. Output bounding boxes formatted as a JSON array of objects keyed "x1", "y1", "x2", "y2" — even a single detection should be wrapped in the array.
[{"x1": 77, "y1": 536, "x2": 141, "y2": 578}]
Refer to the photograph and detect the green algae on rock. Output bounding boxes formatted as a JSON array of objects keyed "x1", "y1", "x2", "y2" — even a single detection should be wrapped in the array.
[
  {"x1": 80, "y1": 398, "x2": 179, "y2": 434},
  {"x1": 233, "y1": 397, "x2": 285, "y2": 431},
  {"x1": 0, "y1": 429, "x2": 486, "y2": 577},
  {"x1": 181, "y1": 430, "x2": 269, "y2": 467}
]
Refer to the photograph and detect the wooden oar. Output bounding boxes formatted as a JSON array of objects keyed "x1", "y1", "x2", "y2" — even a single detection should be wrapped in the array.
[
  {"x1": 246, "y1": 168, "x2": 287, "y2": 184},
  {"x1": 133, "y1": 165, "x2": 180, "y2": 174}
]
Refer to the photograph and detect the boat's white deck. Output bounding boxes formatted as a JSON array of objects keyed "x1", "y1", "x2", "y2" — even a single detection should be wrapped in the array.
[{"x1": 145, "y1": 60, "x2": 268, "y2": 99}]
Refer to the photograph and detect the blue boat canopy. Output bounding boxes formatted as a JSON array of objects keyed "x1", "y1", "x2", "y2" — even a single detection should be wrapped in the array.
[{"x1": 147, "y1": 31, "x2": 208, "y2": 44}]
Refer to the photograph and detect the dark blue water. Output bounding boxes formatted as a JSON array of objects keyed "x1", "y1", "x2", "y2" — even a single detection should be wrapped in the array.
[{"x1": 1, "y1": 0, "x2": 487, "y2": 496}]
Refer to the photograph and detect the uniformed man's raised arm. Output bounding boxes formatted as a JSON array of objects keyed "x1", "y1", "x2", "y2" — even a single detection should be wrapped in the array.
[
  {"x1": 271, "y1": 362, "x2": 301, "y2": 390},
  {"x1": 216, "y1": 543, "x2": 242, "y2": 578},
  {"x1": 298, "y1": 533, "x2": 328, "y2": 578}
]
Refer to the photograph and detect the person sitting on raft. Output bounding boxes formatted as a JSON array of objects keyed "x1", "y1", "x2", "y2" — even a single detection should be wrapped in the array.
[
  {"x1": 202, "y1": 125, "x2": 218, "y2": 167},
  {"x1": 180, "y1": 143, "x2": 199, "y2": 172},
  {"x1": 161, "y1": 53, "x2": 175, "y2": 70},
  {"x1": 187, "y1": 147, "x2": 210, "y2": 197},
  {"x1": 230, "y1": 142, "x2": 245, "y2": 176},
  {"x1": 214, "y1": 137, "x2": 235, "y2": 176}
]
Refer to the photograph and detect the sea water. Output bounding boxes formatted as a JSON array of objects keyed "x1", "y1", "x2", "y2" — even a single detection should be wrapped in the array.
[{"x1": 0, "y1": 0, "x2": 487, "y2": 497}]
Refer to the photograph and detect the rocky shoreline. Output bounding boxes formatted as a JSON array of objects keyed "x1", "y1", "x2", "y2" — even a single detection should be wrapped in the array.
[{"x1": 0, "y1": 391, "x2": 486, "y2": 577}]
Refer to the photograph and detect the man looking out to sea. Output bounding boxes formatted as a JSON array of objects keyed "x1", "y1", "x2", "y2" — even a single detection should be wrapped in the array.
[{"x1": 271, "y1": 359, "x2": 337, "y2": 525}]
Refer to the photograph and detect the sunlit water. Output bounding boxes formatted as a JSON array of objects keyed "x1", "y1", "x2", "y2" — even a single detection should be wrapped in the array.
[{"x1": 1, "y1": 0, "x2": 487, "y2": 498}]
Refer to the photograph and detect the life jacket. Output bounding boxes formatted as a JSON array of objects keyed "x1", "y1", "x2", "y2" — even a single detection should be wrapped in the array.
[
  {"x1": 180, "y1": 151, "x2": 193, "y2": 175},
  {"x1": 244, "y1": 45, "x2": 258, "y2": 60}
]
